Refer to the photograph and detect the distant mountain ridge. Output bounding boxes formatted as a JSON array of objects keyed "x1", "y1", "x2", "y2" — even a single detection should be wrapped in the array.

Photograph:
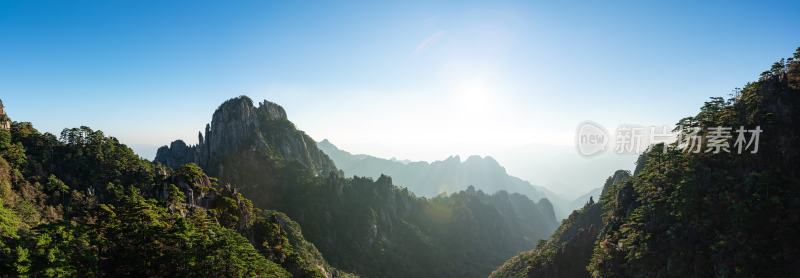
[
  {"x1": 568, "y1": 187, "x2": 602, "y2": 212},
  {"x1": 318, "y1": 139, "x2": 575, "y2": 218}
]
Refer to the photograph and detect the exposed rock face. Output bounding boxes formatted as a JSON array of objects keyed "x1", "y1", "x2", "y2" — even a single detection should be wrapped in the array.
[
  {"x1": 154, "y1": 140, "x2": 194, "y2": 169},
  {"x1": 0, "y1": 99, "x2": 10, "y2": 130},
  {"x1": 155, "y1": 96, "x2": 338, "y2": 177}
]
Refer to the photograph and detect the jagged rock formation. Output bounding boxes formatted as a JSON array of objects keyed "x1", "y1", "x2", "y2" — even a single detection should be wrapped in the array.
[{"x1": 155, "y1": 96, "x2": 338, "y2": 177}]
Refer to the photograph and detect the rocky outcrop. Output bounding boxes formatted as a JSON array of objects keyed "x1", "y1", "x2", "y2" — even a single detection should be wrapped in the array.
[
  {"x1": 0, "y1": 99, "x2": 10, "y2": 130},
  {"x1": 154, "y1": 140, "x2": 195, "y2": 169},
  {"x1": 155, "y1": 96, "x2": 338, "y2": 176}
]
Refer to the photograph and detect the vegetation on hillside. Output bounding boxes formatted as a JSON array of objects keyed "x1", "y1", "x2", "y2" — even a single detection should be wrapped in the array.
[
  {"x1": 492, "y1": 47, "x2": 800, "y2": 278},
  {"x1": 0, "y1": 124, "x2": 350, "y2": 277},
  {"x1": 588, "y1": 48, "x2": 800, "y2": 278},
  {"x1": 490, "y1": 170, "x2": 629, "y2": 278}
]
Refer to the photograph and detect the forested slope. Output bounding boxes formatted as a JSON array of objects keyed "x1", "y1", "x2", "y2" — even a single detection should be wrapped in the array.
[
  {"x1": 492, "y1": 47, "x2": 800, "y2": 278},
  {"x1": 0, "y1": 122, "x2": 349, "y2": 277}
]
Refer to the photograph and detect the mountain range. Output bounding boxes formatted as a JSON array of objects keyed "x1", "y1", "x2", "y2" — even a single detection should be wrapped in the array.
[
  {"x1": 317, "y1": 139, "x2": 584, "y2": 218},
  {"x1": 0, "y1": 95, "x2": 560, "y2": 277},
  {"x1": 3, "y1": 47, "x2": 798, "y2": 278},
  {"x1": 155, "y1": 96, "x2": 560, "y2": 277}
]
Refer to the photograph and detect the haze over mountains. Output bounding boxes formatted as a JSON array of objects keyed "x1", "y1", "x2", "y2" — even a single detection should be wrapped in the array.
[
  {"x1": 490, "y1": 145, "x2": 636, "y2": 199},
  {"x1": 318, "y1": 139, "x2": 589, "y2": 218}
]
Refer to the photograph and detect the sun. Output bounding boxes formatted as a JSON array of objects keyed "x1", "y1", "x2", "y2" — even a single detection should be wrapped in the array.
[{"x1": 449, "y1": 73, "x2": 495, "y2": 113}]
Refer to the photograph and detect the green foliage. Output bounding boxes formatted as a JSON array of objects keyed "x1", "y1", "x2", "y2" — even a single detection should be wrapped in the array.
[
  {"x1": 222, "y1": 151, "x2": 556, "y2": 277},
  {"x1": 0, "y1": 129, "x2": 11, "y2": 151},
  {"x1": 0, "y1": 121, "x2": 338, "y2": 277},
  {"x1": 3, "y1": 142, "x2": 27, "y2": 169},
  {"x1": 45, "y1": 175, "x2": 68, "y2": 194},
  {"x1": 174, "y1": 163, "x2": 207, "y2": 185},
  {"x1": 167, "y1": 184, "x2": 185, "y2": 207},
  {"x1": 88, "y1": 189, "x2": 289, "y2": 277},
  {"x1": 0, "y1": 157, "x2": 12, "y2": 203},
  {"x1": 0, "y1": 200, "x2": 20, "y2": 239},
  {"x1": 587, "y1": 52, "x2": 800, "y2": 277},
  {"x1": 24, "y1": 222, "x2": 98, "y2": 277},
  {"x1": 494, "y1": 47, "x2": 800, "y2": 278}
]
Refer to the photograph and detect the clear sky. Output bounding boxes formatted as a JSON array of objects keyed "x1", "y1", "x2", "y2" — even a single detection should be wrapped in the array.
[{"x1": 1, "y1": 0, "x2": 798, "y2": 197}]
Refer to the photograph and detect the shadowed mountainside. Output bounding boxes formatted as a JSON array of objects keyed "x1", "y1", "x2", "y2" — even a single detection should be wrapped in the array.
[{"x1": 491, "y1": 47, "x2": 800, "y2": 278}]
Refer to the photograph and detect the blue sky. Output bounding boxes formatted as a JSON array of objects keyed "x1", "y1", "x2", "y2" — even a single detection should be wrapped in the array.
[{"x1": 1, "y1": 0, "x2": 798, "y2": 196}]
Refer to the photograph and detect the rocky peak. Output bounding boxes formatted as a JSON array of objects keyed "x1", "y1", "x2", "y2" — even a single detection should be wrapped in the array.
[
  {"x1": 464, "y1": 155, "x2": 501, "y2": 166},
  {"x1": 155, "y1": 95, "x2": 338, "y2": 177},
  {"x1": 169, "y1": 139, "x2": 190, "y2": 150},
  {"x1": 256, "y1": 100, "x2": 288, "y2": 121},
  {"x1": 155, "y1": 140, "x2": 195, "y2": 169},
  {"x1": 318, "y1": 139, "x2": 335, "y2": 149},
  {"x1": 599, "y1": 169, "x2": 631, "y2": 197},
  {"x1": 442, "y1": 155, "x2": 461, "y2": 164},
  {"x1": 205, "y1": 96, "x2": 264, "y2": 158},
  {"x1": 214, "y1": 96, "x2": 256, "y2": 120}
]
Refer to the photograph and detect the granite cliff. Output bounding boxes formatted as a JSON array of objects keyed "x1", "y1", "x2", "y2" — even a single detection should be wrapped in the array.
[{"x1": 156, "y1": 96, "x2": 338, "y2": 178}]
